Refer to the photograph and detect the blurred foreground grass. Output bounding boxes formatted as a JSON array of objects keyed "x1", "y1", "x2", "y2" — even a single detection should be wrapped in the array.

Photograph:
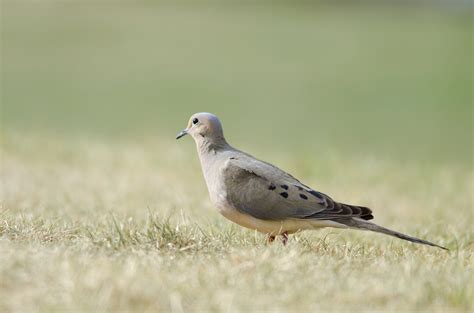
[{"x1": 1, "y1": 1, "x2": 473, "y2": 312}]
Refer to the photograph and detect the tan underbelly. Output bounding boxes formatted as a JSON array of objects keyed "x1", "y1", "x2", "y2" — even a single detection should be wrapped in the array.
[{"x1": 218, "y1": 206, "x2": 346, "y2": 235}]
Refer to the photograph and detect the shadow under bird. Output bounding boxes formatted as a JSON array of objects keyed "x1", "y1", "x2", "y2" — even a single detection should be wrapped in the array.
[{"x1": 176, "y1": 112, "x2": 447, "y2": 250}]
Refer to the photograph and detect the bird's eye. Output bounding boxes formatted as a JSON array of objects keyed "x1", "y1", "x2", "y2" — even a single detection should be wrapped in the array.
[{"x1": 192, "y1": 118, "x2": 199, "y2": 125}]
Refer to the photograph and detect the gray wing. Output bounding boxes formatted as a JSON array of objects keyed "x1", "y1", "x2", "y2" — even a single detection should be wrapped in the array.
[{"x1": 222, "y1": 154, "x2": 373, "y2": 221}]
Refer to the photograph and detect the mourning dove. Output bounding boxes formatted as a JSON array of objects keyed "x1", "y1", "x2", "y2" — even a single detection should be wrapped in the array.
[{"x1": 176, "y1": 112, "x2": 447, "y2": 249}]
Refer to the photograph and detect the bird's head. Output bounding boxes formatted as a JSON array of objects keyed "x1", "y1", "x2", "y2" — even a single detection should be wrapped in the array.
[{"x1": 176, "y1": 112, "x2": 225, "y2": 143}]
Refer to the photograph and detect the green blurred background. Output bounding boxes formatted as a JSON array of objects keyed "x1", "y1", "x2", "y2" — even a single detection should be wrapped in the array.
[{"x1": 1, "y1": 0, "x2": 472, "y2": 164}]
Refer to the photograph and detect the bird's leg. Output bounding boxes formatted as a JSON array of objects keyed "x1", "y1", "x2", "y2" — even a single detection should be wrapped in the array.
[
  {"x1": 281, "y1": 232, "x2": 289, "y2": 245},
  {"x1": 267, "y1": 235, "x2": 276, "y2": 244}
]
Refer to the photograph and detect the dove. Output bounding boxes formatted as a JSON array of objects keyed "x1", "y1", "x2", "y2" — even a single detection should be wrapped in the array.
[{"x1": 176, "y1": 112, "x2": 447, "y2": 249}]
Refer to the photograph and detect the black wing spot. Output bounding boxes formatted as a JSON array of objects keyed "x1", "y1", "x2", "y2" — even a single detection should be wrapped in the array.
[
  {"x1": 299, "y1": 194, "x2": 308, "y2": 200},
  {"x1": 268, "y1": 184, "x2": 276, "y2": 191},
  {"x1": 309, "y1": 190, "x2": 324, "y2": 200},
  {"x1": 280, "y1": 192, "x2": 289, "y2": 199},
  {"x1": 230, "y1": 157, "x2": 237, "y2": 160},
  {"x1": 281, "y1": 185, "x2": 289, "y2": 190}
]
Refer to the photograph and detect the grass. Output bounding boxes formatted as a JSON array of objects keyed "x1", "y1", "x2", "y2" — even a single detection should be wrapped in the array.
[
  {"x1": 1, "y1": 1, "x2": 473, "y2": 312},
  {"x1": 1, "y1": 133, "x2": 472, "y2": 312}
]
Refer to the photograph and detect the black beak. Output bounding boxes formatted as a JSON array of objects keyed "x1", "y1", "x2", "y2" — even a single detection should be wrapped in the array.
[{"x1": 176, "y1": 129, "x2": 188, "y2": 140}]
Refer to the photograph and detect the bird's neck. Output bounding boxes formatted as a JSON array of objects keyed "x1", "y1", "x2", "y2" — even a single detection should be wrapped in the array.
[
  {"x1": 195, "y1": 136, "x2": 231, "y2": 182},
  {"x1": 195, "y1": 135, "x2": 230, "y2": 155},
  {"x1": 195, "y1": 136, "x2": 231, "y2": 201}
]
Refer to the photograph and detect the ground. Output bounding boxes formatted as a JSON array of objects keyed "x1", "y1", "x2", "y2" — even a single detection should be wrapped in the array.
[{"x1": 1, "y1": 133, "x2": 472, "y2": 312}]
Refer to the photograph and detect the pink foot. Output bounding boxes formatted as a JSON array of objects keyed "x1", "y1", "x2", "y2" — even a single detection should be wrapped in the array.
[
  {"x1": 281, "y1": 232, "x2": 289, "y2": 245},
  {"x1": 267, "y1": 235, "x2": 276, "y2": 244}
]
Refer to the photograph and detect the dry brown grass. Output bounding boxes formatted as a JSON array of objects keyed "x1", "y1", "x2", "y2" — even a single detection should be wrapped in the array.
[{"x1": 1, "y1": 132, "x2": 472, "y2": 312}]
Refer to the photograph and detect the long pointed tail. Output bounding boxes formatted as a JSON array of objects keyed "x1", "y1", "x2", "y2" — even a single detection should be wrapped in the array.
[{"x1": 338, "y1": 218, "x2": 448, "y2": 250}]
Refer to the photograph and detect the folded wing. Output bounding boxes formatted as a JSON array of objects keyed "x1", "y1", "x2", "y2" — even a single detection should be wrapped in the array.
[{"x1": 222, "y1": 155, "x2": 373, "y2": 221}]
